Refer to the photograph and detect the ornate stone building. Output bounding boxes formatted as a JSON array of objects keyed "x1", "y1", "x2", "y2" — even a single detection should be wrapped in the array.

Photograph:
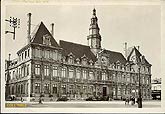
[{"x1": 5, "y1": 9, "x2": 152, "y2": 101}]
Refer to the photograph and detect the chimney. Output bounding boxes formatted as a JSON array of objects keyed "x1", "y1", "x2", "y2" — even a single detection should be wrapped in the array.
[
  {"x1": 8, "y1": 54, "x2": 11, "y2": 61},
  {"x1": 137, "y1": 46, "x2": 140, "y2": 51},
  {"x1": 27, "y1": 13, "x2": 32, "y2": 43},
  {"x1": 51, "y1": 23, "x2": 54, "y2": 37},
  {"x1": 124, "y1": 42, "x2": 127, "y2": 58}
]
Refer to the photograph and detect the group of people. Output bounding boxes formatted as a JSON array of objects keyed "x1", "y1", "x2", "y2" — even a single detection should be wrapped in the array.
[{"x1": 125, "y1": 96, "x2": 136, "y2": 105}]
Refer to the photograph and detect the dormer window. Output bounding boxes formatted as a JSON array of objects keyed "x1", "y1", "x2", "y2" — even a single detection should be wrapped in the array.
[
  {"x1": 43, "y1": 34, "x2": 51, "y2": 46},
  {"x1": 35, "y1": 48, "x2": 41, "y2": 58},
  {"x1": 53, "y1": 50, "x2": 58, "y2": 60},
  {"x1": 81, "y1": 54, "x2": 87, "y2": 65},
  {"x1": 68, "y1": 52, "x2": 74, "y2": 64},
  {"x1": 89, "y1": 60, "x2": 93, "y2": 65},
  {"x1": 76, "y1": 58, "x2": 80, "y2": 64}
]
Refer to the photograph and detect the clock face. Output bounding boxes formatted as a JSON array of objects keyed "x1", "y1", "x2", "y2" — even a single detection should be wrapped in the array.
[
  {"x1": 131, "y1": 55, "x2": 136, "y2": 62},
  {"x1": 101, "y1": 56, "x2": 107, "y2": 64}
]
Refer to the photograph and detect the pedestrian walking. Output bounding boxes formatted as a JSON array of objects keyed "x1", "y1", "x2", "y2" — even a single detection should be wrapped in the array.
[
  {"x1": 125, "y1": 97, "x2": 129, "y2": 105},
  {"x1": 39, "y1": 97, "x2": 43, "y2": 104},
  {"x1": 130, "y1": 96, "x2": 135, "y2": 105},
  {"x1": 133, "y1": 97, "x2": 135, "y2": 105},
  {"x1": 21, "y1": 96, "x2": 23, "y2": 102}
]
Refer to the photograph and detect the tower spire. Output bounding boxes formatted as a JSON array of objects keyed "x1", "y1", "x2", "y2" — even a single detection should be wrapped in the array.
[
  {"x1": 87, "y1": 8, "x2": 101, "y2": 55},
  {"x1": 93, "y1": 8, "x2": 96, "y2": 16}
]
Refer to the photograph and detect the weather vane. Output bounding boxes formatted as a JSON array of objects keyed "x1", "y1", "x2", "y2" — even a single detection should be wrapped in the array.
[{"x1": 5, "y1": 16, "x2": 20, "y2": 40}]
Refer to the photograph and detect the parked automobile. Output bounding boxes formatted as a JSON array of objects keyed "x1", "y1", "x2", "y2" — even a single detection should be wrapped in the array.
[
  {"x1": 57, "y1": 95, "x2": 69, "y2": 101},
  {"x1": 6, "y1": 95, "x2": 16, "y2": 101},
  {"x1": 86, "y1": 96, "x2": 109, "y2": 101}
]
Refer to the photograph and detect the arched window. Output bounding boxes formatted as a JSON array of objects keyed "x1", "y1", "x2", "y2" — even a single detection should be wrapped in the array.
[
  {"x1": 43, "y1": 34, "x2": 51, "y2": 45},
  {"x1": 52, "y1": 84, "x2": 57, "y2": 94},
  {"x1": 53, "y1": 66, "x2": 58, "y2": 77},
  {"x1": 82, "y1": 70, "x2": 87, "y2": 79},
  {"x1": 35, "y1": 64, "x2": 40, "y2": 75},
  {"x1": 102, "y1": 72, "x2": 106, "y2": 80},
  {"x1": 44, "y1": 83, "x2": 49, "y2": 94},
  {"x1": 44, "y1": 65, "x2": 49, "y2": 76},
  {"x1": 69, "y1": 69, "x2": 74, "y2": 78},
  {"x1": 61, "y1": 67, "x2": 66, "y2": 78},
  {"x1": 89, "y1": 71, "x2": 94, "y2": 80},
  {"x1": 35, "y1": 83, "x2": 40, "y2": 93},
  {"x1": 76, "y1": 69, "x2": 81, "y2": 79}
]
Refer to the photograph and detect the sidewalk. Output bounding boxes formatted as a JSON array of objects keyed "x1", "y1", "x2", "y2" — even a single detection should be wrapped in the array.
[{"x1": 5, "y1": 99, "x2": 160, "y2": 104}]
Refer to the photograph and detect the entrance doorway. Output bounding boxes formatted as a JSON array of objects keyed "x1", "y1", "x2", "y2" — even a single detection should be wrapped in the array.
[{"x1": 103, "y1": 87, "x2": 107, "y2": 96}]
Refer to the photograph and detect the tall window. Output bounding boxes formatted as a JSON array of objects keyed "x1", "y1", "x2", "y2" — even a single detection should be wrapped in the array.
[
  {"x1": 44, "y1": 83, "x2": 49, "y2": 94},
  {"x1": 21, "y1": 67, "x2": 24, "y2": 77},
  {"x1": 112, "y1": 73, "x2": 116, "y2": 81},
  {"x1": 147, "y1": 78, "x2": 149, "y2": 84},
  {"x1": 44, "y1": 65, "x2": 49, "y2": 76},
  {"x1": 102, "y1": 72, "x2": 106, "y2": 80},
  {"x1": 82, "y1": 59, "x2": 87, "y2": 65},
  {"x1": 19, "y1": 68, "x2": 21, "y2": 78},
  {"x1": 27, "y1": 64, "x2": 29, "y2": 76},
  {"x1": 25, "y1": 51, "x2": 27, "y2": 59},
  {"x1": 12, "y1": 71, "x2": 15, "y2": 79},
  {"x1": 49, "y1": 50, "x2": 53, "y2": 59},
  {"x1": 89, "y1": 71, "x2": 94, "y2": 80},
  {"x1": 69, "y1": 85, "x2": 74, "y2": 94},
  {"x1": 62, "y1": 85, "x2": 66, "y2": 94},
  {"x1": 127, "y1": 75, "x2": 130, "y2": 82},
  {"x1": 53, "y1": 66, "x2": 58, "y2": 77},
  {"x1": 27, "y1": 49, "x2": 30, "y2": 57},
  {"x1": 43, "y1": 34, "x2": 51, "y2": 45},
  {"x1": 68, "y1": 57, "x2": 73, "y2": 64},
  {"x1": 76, "y1": 69, "x2": 81, "y2": 79},
  {"x1": 44, "y1": 50, "x2": 49, "y2": 58},
  {"x1": 61, "y1": 68, "x2": 66, "y2": 78},
  {"x1": 16, "y1": 69, "x2": 18, "y2": 79},
  {"x1": 24, "y1": 65, "x2": 27, "y2": 76},
  {"x1": 52, "y1": 84, "x2": 57, "y2": 94},
  {"x1": 53, "y1": 51, "x2": 57, "y2": 60},
  {"x1": 89, "y1": 86, "x2": 93, "y2": 93},
  {"x1": 83, "y1": 86, "x2": 87, "y2": 93},
  {"x1": 22, "y1": 53, "x2": 24, "y2": 60},
  {"x1": 113, "y1": 88, "x2": 116, "y2": 96},
  {"x1": 69, "y1": 69, "x2": 74, "y2": 78},
  {"x1": 35, "y1": 64, "x2": 40, "y2": 75},
  {"x1": 35, "y1": 48, "x2": 40, "y2": 58},
  {"x1": 83, "y1": 70, "x2": 87, "y2": 79},
  {"x1": 118, "y1": 88, "x2": 121, "y2": 95}
]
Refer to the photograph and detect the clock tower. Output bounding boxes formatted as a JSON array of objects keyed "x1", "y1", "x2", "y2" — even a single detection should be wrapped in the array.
[{"x1": 87, "y1": 8, "x2": 102, "y2": 55}]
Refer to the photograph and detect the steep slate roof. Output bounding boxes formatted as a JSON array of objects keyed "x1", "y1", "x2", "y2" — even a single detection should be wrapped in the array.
[
  {"x1": 31, "y1": 22, "x2": 60, "y2": 48},
  {"x1": 127, "y1": 47, "x2": 142, "y2": 61},
  {"x1": 103, "y1": 49, "x2": 127, "y2": 64},
  {"x1": 59, "y1": 40, "x2": 97, "y2": 62},
  {"x1": 127, "y1": 47, "x2": 151, "y2": 65},
  {"x1": 141, "y1": 56, "x2": 151, "y2": 65}
]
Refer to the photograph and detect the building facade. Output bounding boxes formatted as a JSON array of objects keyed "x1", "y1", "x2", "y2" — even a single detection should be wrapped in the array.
[
  {"x1": 151, "y1": 78, "x2": 161, "y2": 100},
  {"x1": 5, "y1": 9, "x2": 152, "y2": 101}
]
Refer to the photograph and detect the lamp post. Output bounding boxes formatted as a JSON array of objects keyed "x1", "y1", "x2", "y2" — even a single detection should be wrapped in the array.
[
  {"x1": 39, "y1": 59, "x2": 43, "y2": 104},
  {"x1": 138, "y1": 66, "x2": 142, "y2": 108}
]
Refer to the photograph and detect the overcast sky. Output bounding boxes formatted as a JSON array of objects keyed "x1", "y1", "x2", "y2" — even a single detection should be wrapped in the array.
[{"x1": 5, "y1": 5, "x2": 161, "y2": 79}]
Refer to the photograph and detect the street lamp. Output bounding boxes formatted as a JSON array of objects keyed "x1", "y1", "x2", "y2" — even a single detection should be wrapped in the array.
[{"x1": 138, "y1": 66, "x2": 142, "y2": 108}]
